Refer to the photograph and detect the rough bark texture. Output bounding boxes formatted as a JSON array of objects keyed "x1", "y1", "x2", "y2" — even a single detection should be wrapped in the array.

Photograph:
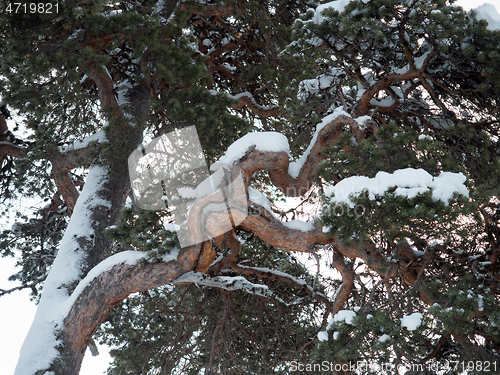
[
  {"x1": 56, "y1": 246, "x2": 202, "y2": 374},
  {"x1": 10, "y1": 105, "x2": 443, "y2": 374}
]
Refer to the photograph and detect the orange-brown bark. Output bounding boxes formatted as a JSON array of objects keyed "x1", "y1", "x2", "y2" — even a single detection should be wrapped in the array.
[
  {"x1": 353, "y1": 69, "x2": 421, "y2": 117},
  {"x1": 330, "y1": 250, "x2": 355, "y2": 314},
  {"x1": 50, "y1": 159, "x2": 79, "y2": 215},
  {"x1": 237, "y1": 115, "x2": 376, "y2": 197},
  {"x1": 230, "y1": 93, "x2": 284, "y2": 119},
  {"x1": 61, "y1": 244, "x2": 202, "y2": 374}
]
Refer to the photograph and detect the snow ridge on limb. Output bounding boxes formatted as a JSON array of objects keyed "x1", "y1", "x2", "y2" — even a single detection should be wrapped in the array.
[
  {"x1": 325, "y1": 168, "x2": 469, "y2": 206},
  {"x1": 58, "y1": 130, "x2": 108, "y2": 154},
  {"x1": 17, "y1": 62, "x2": 144, "y2": 375},
  {"x1": 59, "y1": 248, "x2": 190, "y2": 375},
  {"x1": 231, "y1": 110, "x2": 377, "y2": 197},
  {"x1": 14, "y1": 166, "x2": 110, "y2": 375}
]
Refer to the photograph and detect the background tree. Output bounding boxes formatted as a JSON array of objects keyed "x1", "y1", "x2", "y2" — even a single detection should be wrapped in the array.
[{"x1": 0, "y1": 0, "x2": 499, "y2": 374}]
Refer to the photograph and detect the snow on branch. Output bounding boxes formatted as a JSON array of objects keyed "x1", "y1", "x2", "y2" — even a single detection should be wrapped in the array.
[
  {"x1": 14, "y1": 166, "x2": 111, "y2": 375},
  {"x1": 174, "y1": 271, "x2": 316, "y2": 306},
  {"x1": 325, "y1": 168, "x2": 469, "y2": 206},
  {"x1": 227, "y1": 109, "x2": 376, "y2": 197},
  {"x1": 58, "y1": 129, "x2": 108, "y2": 154},
  {"x1": 211, "y1": 131, "x2": 290, "y2": 168},
  {"x1": 231, "y1": 264, "x2": 330, "y2": 305},
  {"x1": 208, "y1": 89, "x2": 284, "y2": 118},
  {"x1": 174, "y1": 272, "x2": 274, "y2": 298}
]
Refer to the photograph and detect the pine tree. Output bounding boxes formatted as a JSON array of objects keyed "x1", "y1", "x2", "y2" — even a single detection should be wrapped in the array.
[
  {"x1": 290, "y1": 0, "x2": 500, "y2": 372},
  {"x1": 0, "y1": 0, "x2": 499, "y2": 374}
]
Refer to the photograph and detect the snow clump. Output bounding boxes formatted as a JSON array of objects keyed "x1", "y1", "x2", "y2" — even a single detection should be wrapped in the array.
[
  {"x1": 325, "y1": 168, "x2": 468, "y2": 207},
  {"x1": 400, "y1": 312, "x2": 423, "y2": 331}
]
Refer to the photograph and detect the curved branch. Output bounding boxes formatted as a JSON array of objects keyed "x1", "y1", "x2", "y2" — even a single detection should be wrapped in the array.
[
  {"x1": 50, "y1": 160, "x2": 79, "y2": 215},
  {"x1": 354, "y1": 69, "x2": 421, "y2": 117},
  {"x1": 330, "y1": 250, "x2": 355, "y2": 314},
  {"x1": 229, "y1": 92, "x2": 285, "y2": 119},
  {"x1": 237, "y1": 115, "x2": 374, "y2": 197},
  {"x1": 230, "y1": 263, "x2": 332, "y2": 307},
  {"x1": 240, "y1": 209, "x2": 328, "y2": 252},
  {"x1": 56, "y1": 245, "x2": 202, "y2": 374},
  {"x1": 0, "y1": 141, "x2": 26, "y2": 159}
]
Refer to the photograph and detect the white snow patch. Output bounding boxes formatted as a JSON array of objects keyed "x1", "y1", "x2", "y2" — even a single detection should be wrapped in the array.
[
  {"x1": 178, "y1": 187, "x2": 198, "y2": 199},
  {"x1": 211, "y1": 132, "x2": 289, "y2": 169},
  {"x1": 370, "y1": 97, "x2": 395, "y2": 107},
  {"x1": 478, "y1": 295, "x2": 484, "y2": 312},
  {"x1": 379, "y1": 334, "x2": 391, "y2": 343},
  {"x1": 289, "y1": 107, "x2": 350, "y2": 178},
  {"x1": 415, "y1": 51, "x2": 432, "y2": 69},
  {"x1": 318, "y1": 331, "x2": 329, "y2": 341},
  {"x1": 282, "y1": 220, "x2": 315, "y2": 232},
  {"x1": 400, "y1": 312, "x2": 423, "y2": 331},
  {"x1": 116, "y1": 79, "x2": 132, "y2": 106},
  {"x1": 297, "y1": 74, "x2": 337, "y2": 101},
  {"x1": 174, "y1": 273, "x2": 271, "y2": 297},
  {"x1": 330, "y1": 309, "x2": 357, "y2": 326},
  {"x1": 153, "y1": 0, "x2": 165, "y2": 14},
  {"x1": 164, "y1": 222, "x2": 181, "y2": 232},
  {"x1": 324, "y1": 168, "x2": 468, "y2": 206},
  {"x1": 355, "y1": 115, "x2": 372, "y2": 130},
  {"x1": 313, "y1": 0, "x2": 352, "y2": 24},
  {"x1": 248, "y1": 187, "x2": 273, "y2": 214},
  {"x1": 58, "y1": 130, "x2": 108, "y2": 153},
  {"x1": 15, "y1": 166, "x2": 111, "y2": 375}
]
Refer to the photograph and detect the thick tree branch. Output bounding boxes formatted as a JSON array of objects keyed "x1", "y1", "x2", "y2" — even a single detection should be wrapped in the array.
[
  {"x1": 236, "y1": 115, "x2": 375, "y2": 197},
  {"x1": 330, "y1": 250, "x2": 355, "y2": 314},
  {"x1": 57, "y1": 245, "x2": 202, "y2": 374},
  {"x1": 0, "y1": 140, "x2": 26, "y2": 159},
  {"x1": 229, "y1": 92, "x2": 285, "y2": 119}
]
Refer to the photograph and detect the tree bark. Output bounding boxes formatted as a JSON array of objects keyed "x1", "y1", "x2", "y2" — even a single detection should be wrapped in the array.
[{"x1": 54, "y1": 245, "x2": 202, "y2": 374}]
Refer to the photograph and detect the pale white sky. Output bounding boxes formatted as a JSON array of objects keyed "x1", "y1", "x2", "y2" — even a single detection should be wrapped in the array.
[
  {"x1": 1, "y1": 1, "x2": 499, "y2": 374},
  {"x1": 460, "y1": 0, "x2": 500, "y2": 11}
]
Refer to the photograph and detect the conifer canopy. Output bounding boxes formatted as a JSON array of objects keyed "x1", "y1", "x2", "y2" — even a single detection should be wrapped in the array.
[{"x1": 0, "y1": 0, "x2": 499, "y2": 374}]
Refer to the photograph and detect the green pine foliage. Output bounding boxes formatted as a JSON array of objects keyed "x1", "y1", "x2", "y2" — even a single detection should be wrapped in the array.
[
  {"x1": 97, "y1": 233, "x2": 324, "y2": 374},
  {"x1": 1, "y1": 0, "x2": 500, "y2": 373},
  {"x1": 287, "y1": 0, "x2": 500, "y2": 370},
  {"x1": 105, "y1": 206, "x2": 179, "y2": 261},
  {"x1": 318, "y1": 122, "x2": 477, "y2": 247}
]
